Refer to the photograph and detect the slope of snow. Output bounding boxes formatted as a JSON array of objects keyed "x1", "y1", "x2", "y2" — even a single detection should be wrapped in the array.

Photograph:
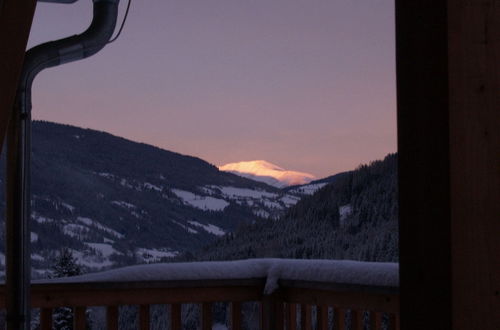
[
  {"x1": 136, "y1": 248, "x2": 179, "y2": 262},
  {"x1": 111, "y1": 200, "x2": 136, "y2": 209},
  {"x1": 172, "y1": 220, "x2": 199, "y2": 234},
  {"x1": 32, "y1": 212, "x2": 54, "y2": 224},
  {"x1": 31, "y1": 254, "x2": 45, "y2": 261},
  {"x1": 219, "y1": 160, "x2": 315, "y2": 187},
  {"x1": 61, "y1": 202, "x2": 75, "y2": 213},
  {"x1": 85, "y1": 243, "x2": 118, "y2": 259},
  {"x1": 97, "y1": 172, "x2": 114, "y2": 179},
  {"x1": 188, "y1": 221, "x2": 226, "y2": 236},
  {"x1": 280, "y1": 195, "x2": 301, "y2": 206},
  {"x1": 213, "y1": 324, "x2": 228, "y2": 330},
  {"x1": 253, "y1": 209, "x2": 270, "y2": 218},
  {"x1": 77, "y1": 217, "x2": 124, "y2": 239},
  {"x1": 214, "y1": 186, "x2": 278, "y2": 199},
  {"x1": 30, "y1": 232, "x2": 38, "y2": 243},
  {"x1": 143, "y1": 182, "x2": 162, "y2": 191},
  {"x1": 70, "y1": 249, "x2": 114, "y2": 269},
  {"x1": 63, "y1": 224, "x2": 89, "y2": 238},
  {"x1": 37, "y1": 259, "x2": 399, "y2": 294},
  {"x1": 339, "y1": 204, "x2": 353, "y2": 224},
  {"x1": 120, "y1": 178, "x2": 133, "y2": 188},
  {"x1": 262, "y1": 200, "x2": 282, "y2": 209},
  {"x1": 289, "y1": 182, "x2": 327, "y2": 195},
  {"x1": 226, "y1": 172, "x2": 285, "y2": 188},
  {"x1": 172, "y1": 189, "x2": 229, "y2": 211}
]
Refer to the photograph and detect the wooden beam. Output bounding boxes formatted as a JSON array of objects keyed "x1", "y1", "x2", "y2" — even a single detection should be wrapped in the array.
[
  {"x1": 300, "y1": 304, "x2": 312, "y2": 330},
  {"x1": 40, "y1": 308, "x2": 52, "y2": 330},
  {"x1": 106, "y1": 306, "x2": 119, "y2": 330},
  {"x1": 283, "y1": 287, "x2": 399, "y2": 314},
  {"x1": 231, "y1": 302, "x2": 242, "y2": 330},
  {"x1": 0, "y1": 0, "x2": 37, "y2": 154},
  {"x1": 316, "y1": 305, "x2": 328, "y2": 330},
  {"x1": 9, "y1": 285, "x2": 264, "y2": 308},
  {"x1": 370, "y1": 312, "x2": 383, "y2": 330},
  {"x1": 260, "y1": 299, "x2": 273, "y2": 330},
  {"x1": 334, "y1": 308, "x2": 346, "y2": 330},
  {"x1": 73, "y1": 306, "x2": 86, "y2": 330},
  {"x1": 170, "y1": 304, "x2": 181, "y2": 330},
  {"x1": 350, "y1": 310, "x2": 363, "y2": 330},
  {"x1": 397, "y1": 0, "x2": 500, "y2": 329},
  {"x1": 396, "y1": 1, "x2": 452, "y2": 329},
  {"x1": 139, "y1": 304, "x2": 150, "y2": 330},
  {"x1": 286, "y1": 303, "x2": 297, "y2": 330},
  {"x1": 276, "y1": 301, "x2": 284, "y2": 330},
  {"x1": 448, "y1": 1, "x2": 500, "y2": 329},
  {"x1": 201, "y1": 302, "x2": 212, "y2": 330}
]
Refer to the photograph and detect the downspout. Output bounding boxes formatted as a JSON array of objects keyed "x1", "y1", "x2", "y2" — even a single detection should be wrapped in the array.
[{"x1": 5, "y1": 1, "x2": 120, "y2": 329}]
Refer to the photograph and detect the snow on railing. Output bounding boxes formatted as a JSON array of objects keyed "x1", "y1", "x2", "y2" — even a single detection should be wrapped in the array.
[{"x1": 0, "y1": 259, "x2": 400, "y2": 330}]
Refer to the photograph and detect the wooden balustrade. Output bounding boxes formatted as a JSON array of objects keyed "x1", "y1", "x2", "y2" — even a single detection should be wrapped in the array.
[{"x1": 0, "y1": 278, "x2": 399, "y2": 329}]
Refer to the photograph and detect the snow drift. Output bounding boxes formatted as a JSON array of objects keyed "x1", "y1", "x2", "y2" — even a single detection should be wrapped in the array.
[{"x1": 36, "y1": 259, "x2": 399, "y2": 294}]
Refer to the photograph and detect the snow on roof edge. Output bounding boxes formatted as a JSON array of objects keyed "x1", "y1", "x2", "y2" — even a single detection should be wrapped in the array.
[{"x1": 34, "y1": 259, "x2": 399, "y2": 295}]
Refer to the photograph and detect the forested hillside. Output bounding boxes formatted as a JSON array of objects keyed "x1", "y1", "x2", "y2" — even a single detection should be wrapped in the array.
[
  {"x1": 193, "y1": 154, "x2": 398, "y2": 262},
  {"x1": 0, "y1": 121, "x2": 321, "y2": 274}
]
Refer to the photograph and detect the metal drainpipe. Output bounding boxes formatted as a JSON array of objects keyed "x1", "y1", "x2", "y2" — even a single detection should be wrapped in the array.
[{"x1": 5, "y1": 1, "x2": 120, "y2": 329}]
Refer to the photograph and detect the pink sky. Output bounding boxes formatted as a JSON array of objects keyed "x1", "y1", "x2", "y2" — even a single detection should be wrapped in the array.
[{"x1": 28, "y1": 0, "x2": 396, "y2": 178}]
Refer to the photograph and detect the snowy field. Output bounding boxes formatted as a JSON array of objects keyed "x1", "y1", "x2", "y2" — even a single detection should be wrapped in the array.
[
  {"x1": 289, "y1": 182, "x2": 327, "y2": 195},
  {"x1": 172, "y1": 189, "x2": 229, "y2": 211},
  {"x1": 188, "y1": 221, "x2": 226, "y2": 236}
]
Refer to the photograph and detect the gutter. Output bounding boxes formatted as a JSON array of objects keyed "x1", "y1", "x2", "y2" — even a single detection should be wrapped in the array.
[{"x1": 5, "y1": 1, "x2": 120, "y2": 329}]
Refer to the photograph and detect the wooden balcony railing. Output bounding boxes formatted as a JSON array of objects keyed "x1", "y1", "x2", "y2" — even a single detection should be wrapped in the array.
[{"x1": 0, "y1": 259, "x2": 400, "y2": 329}]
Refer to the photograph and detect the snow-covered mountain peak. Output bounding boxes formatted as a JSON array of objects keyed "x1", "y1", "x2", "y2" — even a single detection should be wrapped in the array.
[{"x1": 219, "y1": 160, "x2": 315, "y2": 188}]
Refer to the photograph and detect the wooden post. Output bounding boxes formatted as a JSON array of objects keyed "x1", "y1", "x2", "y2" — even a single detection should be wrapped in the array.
[
  {"x1": 231, "y1": 302, "x2": 242, "y2": 330},
  {"x1": 260, "y1": 299, "x2": 273, "y2": 330},
  {"x1": 276, "y1": 301, "x2": 284, "y2": 330},
  {"x1": 448, "y1": 1, "x2": 500, "y2": 330},
  {"x1": 300, "y1": 304, "x2": 312, "y2": 330},
  {"x1": 106, "y1": 306, "x2": 119, "y2": 330},
  {"x1": 139, "y1": 305, "x2": 150, "y2": 330},
  {"x1": 287, "y1": 303, "x2": 297, "y2": 330},
  {"x1": 334, "y1": 308, "x2": 345, "y2": 330},
  {"x1": 201, "y1": 302, "x2": 212, "y2": 330},
  {"x1": 350, "y1": 310, "x2": 363, "y2": 330},
  {"x1": 396, "y1": 0, "x2": 500, "y2": 329},
  {"x1": 170, "y1": 304, "x2": 182, "y2": 330},
  {"x1": 39, "y1": 308, "x2": 52, "y2": 330},
  {"x1": 370, "y1": 312, "x2": 383, "y2": 330},
  {"x1": 73, "y1": 307, "x2": 86, "y2": 330},
  {"x1": 396, "y1": 1, "x2": 452, "y2": 330},
  {"x1": 388, "y1": 314, "x2": 400, "y2": 330},
  {"x1": 317, "y1": 305, "x2": 328, "y2": 330}
]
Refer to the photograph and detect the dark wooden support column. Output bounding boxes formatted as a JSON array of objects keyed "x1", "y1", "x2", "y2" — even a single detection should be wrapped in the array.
[
  {"x1": 447, "y1": 1, "x2": 500, "y2": 329},
  {"x1": 0, "y1": 3, "x2": 37, "y2": 330},
  {"x1": 396, "y1": 1, "x2": 451, "y2": 329},
  {"x1": 0, "y1": 0, "x2": 37, "y2": 153},
  {"x1": 396, "y1": 0, "x2": 499, "y2": 330}
]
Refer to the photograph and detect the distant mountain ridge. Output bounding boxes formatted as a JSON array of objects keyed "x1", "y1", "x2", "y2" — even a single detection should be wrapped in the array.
[
  {"x1": 0, "y1": 121, "x2": 331, "y2": 276},
  {"x1": 219, "y1": 160, "x2": 315, "y2": 188},
  {"x1": 192, "y1": 154, "x2": 398, "y2": 262}
]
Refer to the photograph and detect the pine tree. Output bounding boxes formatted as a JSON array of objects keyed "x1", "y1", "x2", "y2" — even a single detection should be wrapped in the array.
[
  {"x1": 51, "y1": 248, "x2": 91, "y2": 330},
  {"x1": 52, "y1": 248, "x2": 82, "y2": 278}
]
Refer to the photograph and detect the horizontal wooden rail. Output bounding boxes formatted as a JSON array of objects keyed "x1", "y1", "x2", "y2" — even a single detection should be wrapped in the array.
[{"x1": 0, "y1": 277, "x2": 399, "y2": 329}]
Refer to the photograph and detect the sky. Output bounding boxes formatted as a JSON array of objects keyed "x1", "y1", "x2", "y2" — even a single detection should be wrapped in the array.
[{"x1": 28, "y1": 0, "x2": 396, "y2": 179}]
